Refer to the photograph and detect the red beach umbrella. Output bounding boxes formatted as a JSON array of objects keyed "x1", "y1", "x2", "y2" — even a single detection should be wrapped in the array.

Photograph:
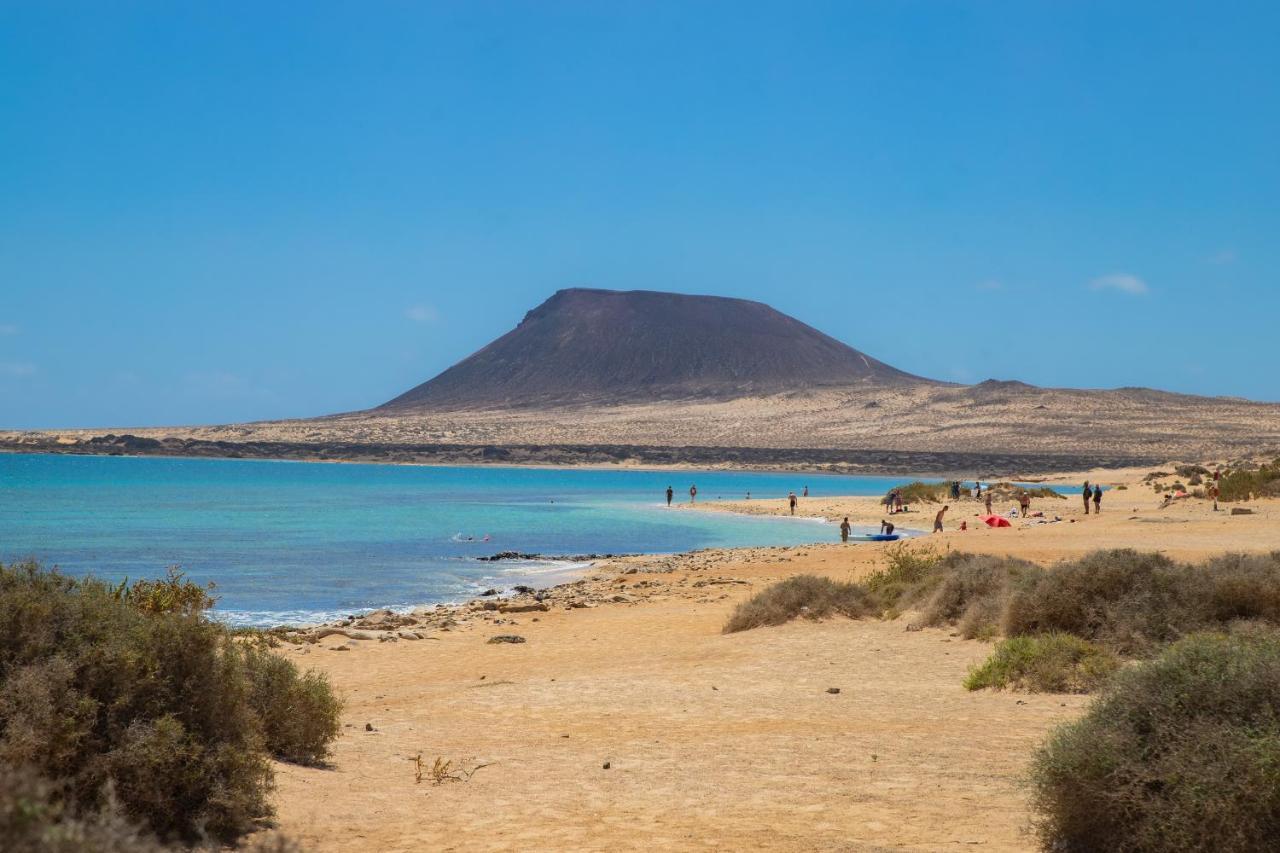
[{"x1": 980, "y1": 515, "x2": 1012, "y2": 528}]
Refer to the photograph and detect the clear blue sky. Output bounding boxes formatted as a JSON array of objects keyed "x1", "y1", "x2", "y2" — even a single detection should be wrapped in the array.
[{"x1": 2, "y1": 2, "x2": 1277, "y2": 428}]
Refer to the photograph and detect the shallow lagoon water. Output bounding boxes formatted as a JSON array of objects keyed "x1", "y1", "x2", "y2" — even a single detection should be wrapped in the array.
[{"x1": 2, "y1": 454, "x2": 931, "y2": 626}]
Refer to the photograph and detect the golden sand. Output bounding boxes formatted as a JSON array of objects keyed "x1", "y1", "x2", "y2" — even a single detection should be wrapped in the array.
[{"x1": 261, "y1": 469, "x2": 1279, "y2": 851}]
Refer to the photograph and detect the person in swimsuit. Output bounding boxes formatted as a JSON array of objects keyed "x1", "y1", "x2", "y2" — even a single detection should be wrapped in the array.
[
  {"x1": 840, "y1": 517, "x2": 851, "y2": 542},
  {"x1": 689, "y1": 484, "x2": 697, "y2": 504},
  {"x1": 934, "y1": 505, "x2": 949, "y2": 533},
  {"x1": 666, "y1": 486, "x2": 673, "y2": 507},
  {"x1": 880, "y1": 519, "x2": 895, "y2": 536},
  {"x1": 788, "y1": 492, "x2": 797, "y2": 515}
]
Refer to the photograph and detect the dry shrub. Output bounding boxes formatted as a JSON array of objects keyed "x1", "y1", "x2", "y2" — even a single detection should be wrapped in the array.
[
  {"x1": 917, "y1": 554, "x2": 1043, "y2": 639},
  {"x1": 863, "y1": 543, "x2": 943, "y2": 609},
  {"x1": 0, "y1": 560, "x2": 340, "y2": 844},
  {"x1": 964, "y1": 634, "x2": 1119, "y2": 693},
  {"x1": 723, "y1": 575, "x2": 875, "y2": 633},
  {"x1": 240, "y1": 643, "x2": 343, "y2": 766},
  {"x1": 1005, "y1": 550, "x2": 1280, "y2": 655},
  {"x1": 0, "y1": 765, "x2": 167, "y2": 853},
  {"x1": 1031, "y1": 630, "x2": 1280, "y2": 851}
]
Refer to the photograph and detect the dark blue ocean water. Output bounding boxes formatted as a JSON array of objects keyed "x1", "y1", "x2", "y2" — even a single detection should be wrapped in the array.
[{"x1": 1, "y1": 453, "x2": 925, "y2": 626}]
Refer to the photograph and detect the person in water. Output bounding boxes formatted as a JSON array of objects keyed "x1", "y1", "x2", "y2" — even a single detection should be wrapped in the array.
[
  {"x1": 1093, "y1": 484, "x2": 1103, "y2": 514},
  {"x1": 1082, "y1": 481, "x2": 1091, "y2": 514},
  {"x1": 880, "y1": 519, "x2": 895, "y2": 536},
  {"x1": 788, "y1": 492, "x2": 797, "y2": 515},
  {"x1": 934, "y1": 505, "x2": 949, "y2": 533},
  {"x1": 840, "y1": 517, "x2": 851, "y2": 542},
  {"x1": 666, "y1": 485, "x2": 673, "y2": 507},
  {"x1": 803, "y1": 485, "x2": 809, "y2": 497},
  {"x1": 689, "y1": 484, "x2": 697, "y2": 504}
]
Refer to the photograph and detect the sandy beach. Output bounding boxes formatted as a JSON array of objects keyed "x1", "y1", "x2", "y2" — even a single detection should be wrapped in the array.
[{"x1": 261, "y1": 467, "x2": 1280, "y2": 851}]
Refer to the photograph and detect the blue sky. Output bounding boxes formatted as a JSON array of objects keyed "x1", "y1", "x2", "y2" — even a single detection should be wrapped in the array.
[{"x1": 2, "y1": 2, "x2": 1277, "y2": 428}]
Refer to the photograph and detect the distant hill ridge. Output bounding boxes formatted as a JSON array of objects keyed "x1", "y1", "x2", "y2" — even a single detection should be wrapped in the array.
[{"x1": 381, "y1": 288, "x2": 932, "y2": 410}]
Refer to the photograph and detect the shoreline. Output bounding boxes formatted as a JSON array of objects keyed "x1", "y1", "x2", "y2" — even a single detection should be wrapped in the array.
[
  {"x1": 262, "y1": 482, "x2": 1280, "y2": 851},
  {"x1": 0, "y1": 434, "x2": 1161, "y2": 479}
]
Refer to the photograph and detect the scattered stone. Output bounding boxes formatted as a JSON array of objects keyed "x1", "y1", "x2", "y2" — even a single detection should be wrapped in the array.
[
  {"x1": 332, "y1": 644, "x2": 351, "y2": 652},
  {"x1": 1231, "y1": 507, "x2": 1255, "y2": 515},
  {"x1": 905, "y1": 623, "x2": 923, "y2": 632},
  {"x1": 498, "y1": 602, "x2": 549, "y2": 613},
  {"x1": 826, "y1": 687, "x2": 841, "y2": 695},
  {"x1": 487, "y1": 635, "x2": 526, "y2": 644},
  {"x1": 602, "y1": 761, "x2": 611, "y2": 770},
  {"x1": 365, "y1": 722, "x2": 375, "y2": 731},
  {"x1": 479, "y1": 588, "x2": 498, "y2": 596}
]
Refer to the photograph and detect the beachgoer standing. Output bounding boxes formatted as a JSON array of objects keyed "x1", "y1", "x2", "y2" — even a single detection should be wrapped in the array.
[
  {"x1": 1019, "y1": 492, "x2": 1031, "y2": 516},
  {"x1": 666, "y1": 486, "x2": 673, "y2": 507},
  {"x1": 893, "y1": 490, "x2": 903, "y2": 513},
  {"x1": 689, "y1": 484, "x2": 697, "y2": 504},
  {"x1": 934, "y1": 505, "x2": 949, "y2": 533},
  {"x1": 974, "y1": 481, "x2": 981, "y2": 500},
  {"x1": 1082, "y1": 481, "x2": 1091, "y2": 515},
  {"x1": 1093, "y1": 484, "x2": 1102, "y2": 514},
  {"x1": 840, "y1": 517, "x2": 851, "y2": 542},
  {"x1": 788, "y1": 492, "x2": 798, "y2": 515},
  {"x1": 984, "y1": 492, "x2": 993, "y2": 515},
  {"x1": 803, "y1": 485, "x2": 809, "y2": 497}
]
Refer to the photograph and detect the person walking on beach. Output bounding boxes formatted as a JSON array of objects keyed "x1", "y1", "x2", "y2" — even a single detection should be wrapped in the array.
[
  {"x1": 1019, "y1": 491, "x2": 1031, "y2": 517},
  {"x1": 1093, "y1": 484, "x2": 1102, "y2": 514},
  {"x1": 788, "y1": 492, "x2": 798, "y2": 515},
  {"x1": 840, "y1": 517, "x2": 851, "y2": 542},
  {"x1": 666, "y1": 485, "x2": 673, "y2": 507},
  {"x1": 934, "y1": 505, "x2": 949, "y2": 533},
  {"x1": 689, "y1": 484, "x2": 697, "y2": 504},
  {"x1": 1082, "y1": 481, "x2": 1091, "y2": 515}
]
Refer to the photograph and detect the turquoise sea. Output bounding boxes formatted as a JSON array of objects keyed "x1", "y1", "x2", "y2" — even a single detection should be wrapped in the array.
[{"x1": 1, "y1": 453, "x2": 924, "y2": 626}]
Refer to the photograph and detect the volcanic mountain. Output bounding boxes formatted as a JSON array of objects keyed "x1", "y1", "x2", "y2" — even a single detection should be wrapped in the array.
[{"x1": 381, "y1": 288, "x2": 932, "y2": 410}]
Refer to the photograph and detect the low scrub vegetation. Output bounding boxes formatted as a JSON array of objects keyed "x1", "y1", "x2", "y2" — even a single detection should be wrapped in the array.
[
  {"x1": 0, "y1": 560, "x2": 342, "y2": 846},
  {"x1": 964, "y1": 634, "x2": 1119, "y2": 693},
  {"x1": 886, "y1": 481, "x2": 968, "y2": 505},
  {"x1": 722, "y1": 575, "x2": 875, "y2": 633},
  {"x1": 1031, "y1": 630, "x2": 1280, "y2": 852},
  {"x1": 1218, "y1": 457, "x2": 1280, "y2": 502},
  {"x1": 730, "y1": 548, "x2": 1280, "y2": 655},
  {"x1": 1004, "y1": 549, "x2": 1280, "y2": 655}
]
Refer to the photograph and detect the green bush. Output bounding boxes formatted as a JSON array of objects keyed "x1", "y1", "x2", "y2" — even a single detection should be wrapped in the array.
[
  {"x1": 1031, "y1": 631, "x2": 1280, "y2": 851},
  {"x1": 964, "y1": 634, "x2": 1119, "y2": 693},
  {"x1": 241, "y1": 643, "x2": 342, "y2": 766},
  {"x1": 112, "y1": 566, "x2": 215, "y2": 616},
  {"x1": 863, "y1": 543, "x2": 943, "y2": 606},
  {"x1": 0, "y1": 561, "x2": 341, "y2": 844},
  {"x1": 1218, "y1": 458, "x2": 1280, "y2": 502},
  {"x1": 885, "y1": 481, "x2": 968, "y2": 505},
  {"x1": 723, "y1": 575, "x2": 875, "y2": 633}
]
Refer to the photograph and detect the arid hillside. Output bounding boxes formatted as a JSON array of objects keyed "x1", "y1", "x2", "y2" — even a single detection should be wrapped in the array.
[{"x1": 4, "y1": 289, "x2": 1279, "y2": 471}]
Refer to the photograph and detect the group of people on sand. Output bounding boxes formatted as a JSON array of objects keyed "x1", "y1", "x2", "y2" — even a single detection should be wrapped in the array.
[{"x1": 1081, "y1": 481, "x2": 1103, "y2": 514}]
